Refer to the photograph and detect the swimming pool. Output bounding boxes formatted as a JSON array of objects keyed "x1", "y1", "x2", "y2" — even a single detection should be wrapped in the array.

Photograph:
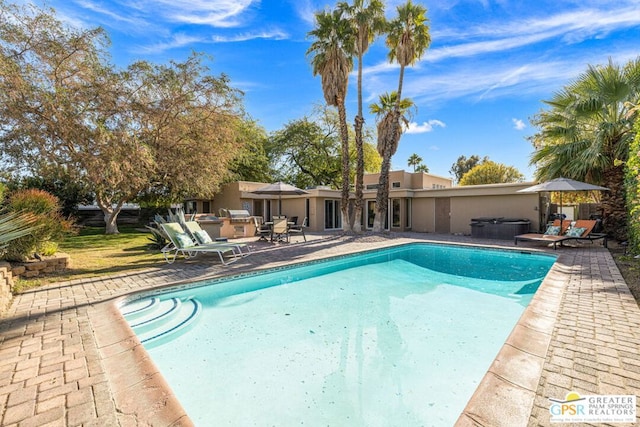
[{"x1": 120, "y1": 243, "x2": 555, "y2": 425}]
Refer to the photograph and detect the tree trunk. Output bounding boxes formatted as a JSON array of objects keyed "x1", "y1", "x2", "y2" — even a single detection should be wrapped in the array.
[
  {"x1": 96, "y1": 195, "x2": 124, "y2": 235},
  {"x1": 601, "y1": 164, "x2": 627, "y2": 241},
  {"x1": 104, "y1": 211, "x2": 120, "y2": 235},
  {"x1": 353, "y1": 115, "x2": 365, "y2": 233},
  {"x1": 373, "y1": 143, "x2": 393, "y2": 232},
  {"x1": 353, "y1": 53, "x2": 365, "y2": 233},
  {"x1": 338, "y1": 102, "x2": 351, "y2": 232}
]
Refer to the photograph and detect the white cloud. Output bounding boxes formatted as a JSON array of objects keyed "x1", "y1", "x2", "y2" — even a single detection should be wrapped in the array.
[
  {"x1": 511, "y1": 119, "x2": 527, "y2": 130},
  {"x1": 211, "y1": 29, "x2": 289, "y2": 43},
  {"x1": 512, "y1": 118, "x2": 526, "y2": 130},
  {"x1": 155, "y1": 0, "x2": 256, "y2": 27},
  {"x1": 405, "y1": 120, "x2": 446, "y2": 134},
  {"x1": 133, "y1": 33, "x2": 205, "y2": 54}
]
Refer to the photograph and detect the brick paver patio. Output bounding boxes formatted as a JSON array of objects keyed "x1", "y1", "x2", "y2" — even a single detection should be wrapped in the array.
[{"x1": 1, "y1": 233, "x2": 638, "y2": 426}]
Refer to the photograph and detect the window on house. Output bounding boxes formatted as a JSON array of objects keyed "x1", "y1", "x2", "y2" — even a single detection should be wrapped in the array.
[
  {"x1": 392, "y1": 199, "x2": 401, "y2": 227},
  {"x1": 405, "y1": 199, "x2": 412, "y2": 228},
  {"x1": 367, "y1": 200, "x2": 376, "y2": 229},
  {"x1": 324, "y1": 200, "x2": 341, "y2": 229},
  {"x1": 392, "y1": 182, "x2": 401, "y2": 188}
]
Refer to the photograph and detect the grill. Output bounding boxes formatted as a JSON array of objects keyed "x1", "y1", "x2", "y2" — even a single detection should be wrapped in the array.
[{"x1": 224, "y1": 209, "x2": 252, "y2": 223}]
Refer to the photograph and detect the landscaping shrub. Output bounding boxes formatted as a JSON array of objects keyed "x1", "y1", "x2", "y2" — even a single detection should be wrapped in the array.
[
  {"x1": 2, "y1": 189, "x2": 75, "y2": 261},
  {"x1": 626, "y1": 121, "x2": 640, "y2": 254}
]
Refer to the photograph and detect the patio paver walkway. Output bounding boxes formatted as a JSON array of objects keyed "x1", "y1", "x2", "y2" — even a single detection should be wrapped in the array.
[{"x1": 0, "y1": 233, "x2": 638, "y2": 426}]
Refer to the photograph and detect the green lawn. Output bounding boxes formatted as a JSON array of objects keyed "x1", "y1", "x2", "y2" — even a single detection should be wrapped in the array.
[{"x1": 14, "y1": 226, "x2": 165, "y2": 291}]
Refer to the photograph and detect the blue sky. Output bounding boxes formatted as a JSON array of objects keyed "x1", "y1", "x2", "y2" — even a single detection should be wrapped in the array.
[{"x1": 34, "y1": 0, "x2": 640, "y2": 180}]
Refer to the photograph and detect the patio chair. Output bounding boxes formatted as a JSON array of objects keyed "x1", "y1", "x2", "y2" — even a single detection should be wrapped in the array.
[
  {"x1": 288, "y1": 217, "x2": 307, "y2": 242},
  {"x1": 515, "y1": 219, "x2": 606, "y2": 249},
  {"x1": 253, "y1": 216, "x2": 271, "y2": 241},
  {"x1": 183, "y1": 220, "x2": 251, "y2": 256},
  {"x1": 271, "y1": 217, "x2": 289, "y2": 243},
  {"x1": 159, "y1": 222, "x2": 239, "y2": 265}
]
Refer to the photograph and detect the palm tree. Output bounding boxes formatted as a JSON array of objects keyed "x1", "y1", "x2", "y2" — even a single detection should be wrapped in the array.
[
  {"x1": 337, "y1": 0, "x2": 386, "y2": 233},
  {"x1": 307, "y1": 10, "x2": 355, "y2": 232},
  {"x1": 370, "y1": 91, "x2": 415, "y2": 230},
  {"x1": 372, "y1": 0, "x2": 430, "y2": 232},
  {"x1": 407, "y1": 153, "x2": 422, "y2": 172},
  {"x1": 530, "y1": 58, "x2": 640, "y2": 241}
]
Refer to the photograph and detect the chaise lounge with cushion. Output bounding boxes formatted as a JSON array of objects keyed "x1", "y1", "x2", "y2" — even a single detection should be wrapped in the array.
[
  {"x1": 514, "y1": 219, "x2": 607, "y2": 250},
  {"x1": 183, "y1": 220, "x2": 251, "y2": 256},
  {"x1": 160, "y1": 222, "x2": 242, "y2": 264}
]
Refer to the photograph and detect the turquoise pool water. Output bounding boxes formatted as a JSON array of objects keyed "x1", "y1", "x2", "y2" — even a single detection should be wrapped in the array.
[{"x1": 120, "y1": 243, "x2": 555, "y2": 426}]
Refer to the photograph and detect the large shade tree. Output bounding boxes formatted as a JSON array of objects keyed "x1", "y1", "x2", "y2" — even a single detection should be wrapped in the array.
[
  {"x1": 529, "y1": 58, "x2": 640, "y2": 241},
  {"x1": 337, "y1": 0, "x2": 386, "y2": 232},
  {"x1": 372, "y1": 0, "x2": 430, "y2": 232},
  {"x1": 450, "y1": 154, "x2": 488, "y2": 183},
  {"x1": 0, "y1": 1, "x2": 246, "y2": 234},
  {"x1": 269, "y1": 106, "x2": 381, "y2": 190},
  {"x1": 458, "y1": 160, "x2": 524, "y2": 185},
  {"x1": 307, "y1": 9, "x2": 355, "y2": 232}
]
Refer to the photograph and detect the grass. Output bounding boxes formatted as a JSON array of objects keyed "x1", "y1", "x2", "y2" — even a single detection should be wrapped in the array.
[{"x1": 14, "y1": 226, "x2": 165, "y2": 292}]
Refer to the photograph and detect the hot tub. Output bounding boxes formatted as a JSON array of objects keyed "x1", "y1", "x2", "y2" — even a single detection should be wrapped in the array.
[{"x1": 470, "y1": 217, "x2": 531, "y2": 240}]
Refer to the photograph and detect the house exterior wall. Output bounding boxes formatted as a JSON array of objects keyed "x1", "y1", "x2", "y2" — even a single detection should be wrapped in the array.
[
  {"x1": 202, "y1": 177, "x2": 540, "y2": 236},
  {"x1": 410, "y1": 197, "x2": 436, "y2": 233},
  {"x1": 410, "y1": 183, "x2": 540, "y2": 235},
  {"x1": 363, "y1": 170, "x2": 453, "y2": 190},
  {"x1": 449, "y1": 193, "x2": 540, "y2": 234}
]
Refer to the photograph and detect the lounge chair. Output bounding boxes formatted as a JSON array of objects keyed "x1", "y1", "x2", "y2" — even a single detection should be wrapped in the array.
[
  {"x1": 183, "y1": 220, "x2": 251, "y2": 256},
  {"x1": 515, "y1": 219, "x2": 606, "y2": 249},
  {"x1": 159, "y1": 222, "x2": 239, "y2": 264},
  {"x1": 288, "y1": 217, "x2": 307, "y2": 242}
]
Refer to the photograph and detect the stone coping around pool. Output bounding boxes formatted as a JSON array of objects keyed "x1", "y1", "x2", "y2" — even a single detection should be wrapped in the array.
[
  {"x1": 2, "y1": 233, "x2": 638, "y2": 426},
  {"x1": 91, "y1": 298, "x2": 193, "y2": 426},
  {"x1": 455, "y1": 251, "x2": 566, "y2": 426}
]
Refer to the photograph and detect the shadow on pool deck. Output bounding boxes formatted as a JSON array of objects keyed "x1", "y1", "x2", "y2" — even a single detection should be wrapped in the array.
[{"x1": 1, "y1": 232, "x2": 639, "y2": 426}]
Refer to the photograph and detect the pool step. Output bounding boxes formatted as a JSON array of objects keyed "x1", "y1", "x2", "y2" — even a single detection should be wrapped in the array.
[
  {"x1": 120, "y1": 297, "x2": 161, "y2": 322},
  {"x1": 121, "y1": 297, "x2": 202, "y2": 348}
]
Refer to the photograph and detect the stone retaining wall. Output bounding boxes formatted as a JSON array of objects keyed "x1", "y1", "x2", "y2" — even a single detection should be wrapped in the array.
[
  {"x1": 0, "y1": 261, "x2": 13, "y2": 315},
  {"x1": 0, "y1": 254, "x2": 70, "y2": 313},
  {"x1": 10, "y1": 254, "x2": 70, "y2": 279}
]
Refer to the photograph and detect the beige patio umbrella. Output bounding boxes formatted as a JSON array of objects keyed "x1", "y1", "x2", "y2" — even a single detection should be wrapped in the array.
[
  {"x1": 252, "y1": 182, "x2": 308, "y2": 216},
  {"x1": 517, "y1": 177, "x2": 609, "y2": 219}
]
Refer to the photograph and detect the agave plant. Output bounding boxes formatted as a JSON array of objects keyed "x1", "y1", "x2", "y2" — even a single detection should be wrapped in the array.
[{"x1": 0, "y1": 212, "x2": 41, "y2": 254}]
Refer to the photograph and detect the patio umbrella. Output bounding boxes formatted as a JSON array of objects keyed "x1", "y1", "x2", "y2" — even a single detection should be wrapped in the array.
[
  {"x1": 252, "y1": 182, "x2": 308, "y2": 216},
  {"x1": 517, "y1": 177, "x2": 608, "y2": 220}
]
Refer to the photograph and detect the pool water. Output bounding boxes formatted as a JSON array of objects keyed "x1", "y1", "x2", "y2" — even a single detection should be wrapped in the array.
[{"x1": 120, "y1": 243, "x2": 555, "y2": 426}]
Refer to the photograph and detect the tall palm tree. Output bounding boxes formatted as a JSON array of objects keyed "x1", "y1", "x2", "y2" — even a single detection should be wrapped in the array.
[
  {"x1": 372, "y1": 0, "x2": 430, "y2": 232},
  {"x1": 370, "y1": 91, "x2": 414, "y2": 230},
  {"x1": 337, "y1": 0, "x2": 386, "y2": 232},
  {"x1": 530, "y1": 58, "x2": 640, "y2": 241},
  {"x1": 307, "y1": 10, "x2": 355, "y2": 232},
  {"x1": 407, "y1": 153, "x2": 422, "y2": 171}
]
